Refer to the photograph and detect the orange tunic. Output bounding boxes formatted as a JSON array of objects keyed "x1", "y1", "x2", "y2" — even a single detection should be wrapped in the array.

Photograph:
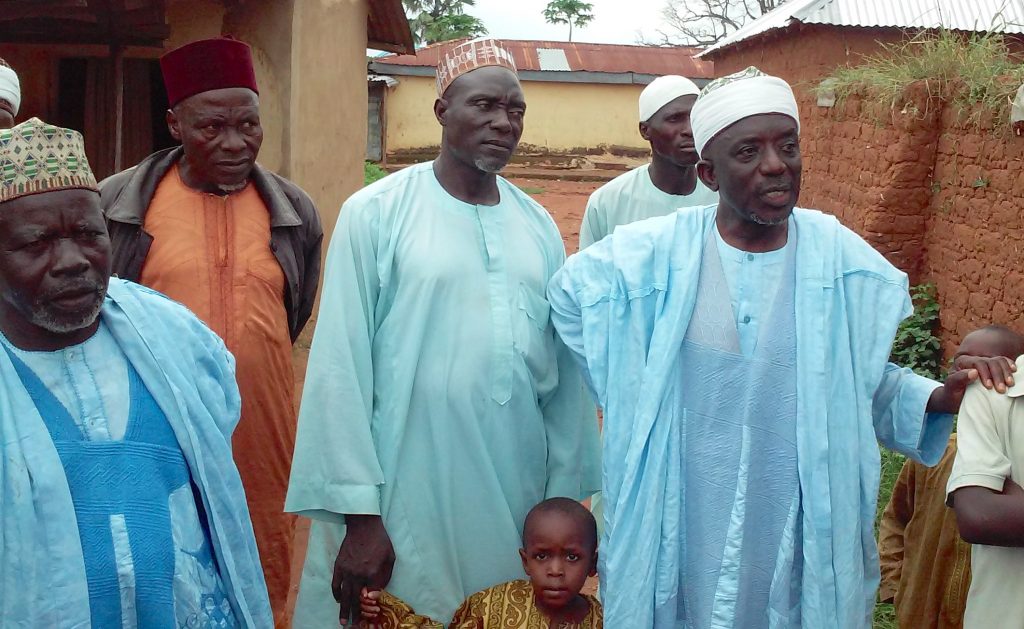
[{"x1": 140, "y1": 166, "x2": 297, "y2": 626}]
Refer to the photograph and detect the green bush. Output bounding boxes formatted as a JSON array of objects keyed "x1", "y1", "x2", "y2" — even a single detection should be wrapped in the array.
[
  {"x1": 890, "y1": 283, "x2": 943, "y2": 380},
  {"x1": 364, "y1": 161, "x2": 389, "y2": 186}
]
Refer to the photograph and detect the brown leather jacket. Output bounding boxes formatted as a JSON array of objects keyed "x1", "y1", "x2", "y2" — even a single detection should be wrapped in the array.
[{"x1": 100, "y1": 146, "x2": 323, "y2": 342}]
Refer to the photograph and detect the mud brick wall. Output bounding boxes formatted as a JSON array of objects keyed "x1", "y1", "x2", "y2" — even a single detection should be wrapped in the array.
[
  {"x1": 709, "y1": 25, "x2": 1024, "y2": 356},
  {"x1": 921, "y1": 112, "x2": 1024, "y2": 353}
]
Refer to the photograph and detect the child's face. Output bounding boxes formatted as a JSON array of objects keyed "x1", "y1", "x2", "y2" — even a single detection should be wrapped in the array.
[
  {"x1": 518, "y1": 511, "x2": 597, "y2": 612},
  {"x1": 956, "y1": 330, "x2": 1021, "y2": 361}
]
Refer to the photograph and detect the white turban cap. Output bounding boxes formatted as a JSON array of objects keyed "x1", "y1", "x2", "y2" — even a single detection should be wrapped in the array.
[
  {"x1": 0, "y1": 62, "x2": 20, "y2": 116},
  {"x1": 691, "y1": 66, "x2": 799, "y2": 157},
  {"x1": 639, "y1": 75, "x2": 701, "y2": 123}
]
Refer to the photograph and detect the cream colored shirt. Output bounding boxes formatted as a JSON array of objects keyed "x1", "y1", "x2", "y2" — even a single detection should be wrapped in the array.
[{"x1": 947, "y1": 354, "x2": 1024, "y2": 629}]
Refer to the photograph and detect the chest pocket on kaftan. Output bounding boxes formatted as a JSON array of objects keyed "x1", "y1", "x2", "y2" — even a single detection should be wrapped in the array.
[{"x1": 512, "y1": 284, "x2": 557, "y2": 390}]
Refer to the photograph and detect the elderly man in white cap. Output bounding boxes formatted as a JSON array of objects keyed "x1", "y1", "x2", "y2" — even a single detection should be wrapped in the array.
[
  {"x1": 547, "y1": 67, "x2": 1007, "y2": 628},
  {"x1": 0, "y1": 58, "x2": 21, "y2": 129},
  {"x1": 578, "y1": 74, "x2": 717, "y2": 249},
  {"x1": 287, "y1": 38, "x2": 599, "y2": 626}
]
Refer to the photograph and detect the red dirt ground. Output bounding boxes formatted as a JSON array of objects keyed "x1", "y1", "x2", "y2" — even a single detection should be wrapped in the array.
[
  {"x1": 511, "y1": 177, "x2": 602, "y2": 254},
  {"x1": 285, "y1": 176, "x2": 602, "y2": 621}
]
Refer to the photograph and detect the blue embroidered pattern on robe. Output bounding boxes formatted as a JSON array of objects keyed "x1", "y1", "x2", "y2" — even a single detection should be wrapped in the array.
[{"x1": 2, "y1": 345, "x2": 237, "y2": 628}]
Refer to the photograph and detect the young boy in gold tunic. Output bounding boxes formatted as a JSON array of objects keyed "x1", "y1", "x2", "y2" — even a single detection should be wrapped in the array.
[{"x1": 359, "y1": 498, "x2": 603, "y2": 628}]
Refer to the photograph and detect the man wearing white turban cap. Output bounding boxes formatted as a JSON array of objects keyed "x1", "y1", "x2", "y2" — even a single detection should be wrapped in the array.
[
  {"x1": 547, "y1": 65, "x2": 1001, "y2": 628},
  {"x1": 0, "y1": 58, "x2": 21, "y2": 129},
  {"x1": 579, "y1": 74, "x2": 717, "y2": 249}
]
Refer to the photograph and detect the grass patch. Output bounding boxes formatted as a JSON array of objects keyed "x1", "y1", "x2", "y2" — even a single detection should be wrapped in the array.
[
  {"x1": 817, "y1": 28, "x2": 1024, "y2": 128},
  {"x1": 519, "y1": 185, "x2": 546, "y2": 195},
  {"x1": 364, "y1": 161, "x2": 389, "y2": 186}
]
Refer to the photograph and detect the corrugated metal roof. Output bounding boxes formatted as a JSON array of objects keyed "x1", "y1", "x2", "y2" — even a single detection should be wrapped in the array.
[
  {"x1": 702, "y1": 0, "x2": 1024, "y2": 57},
  {"x1": 375, "y1": 39, "x2": 714, "y2": 79},
  {"x1": 367, "y1": 0, "x2": 415, "y2": 55}
]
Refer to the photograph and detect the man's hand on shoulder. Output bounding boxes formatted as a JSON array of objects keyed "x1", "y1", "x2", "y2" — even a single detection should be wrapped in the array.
[
  {"x1": 927, "y1": 356, "x2": 1017, "y2": 414},
  {"x1": 953, "y1": 354, "x2": 1017, "y2": 393},
  {"x1": 334, "y1": 514, "x2": 396, "y2": 626}
]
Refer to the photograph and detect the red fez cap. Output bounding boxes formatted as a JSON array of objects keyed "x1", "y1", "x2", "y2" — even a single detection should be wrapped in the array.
[{"x1": 160, "y1": 37, "x2": 259, "y2": 107}]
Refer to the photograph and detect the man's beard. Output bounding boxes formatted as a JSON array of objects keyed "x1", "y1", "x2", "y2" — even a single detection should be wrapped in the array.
[
  {"x1": 474, "y1": 156, "x2": 509, "y2": 174},
  {"x1": 748, "y1": 211, "x2": 790, "y2": 226},
  {"x1": 20, "y1": 281, "x2": 106, "y2": 335},
  {"x1": 216, "y1": 180, "x2": 249, "y2": 194}
]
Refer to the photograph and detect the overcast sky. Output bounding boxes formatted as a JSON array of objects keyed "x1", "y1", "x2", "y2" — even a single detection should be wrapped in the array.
[{"x1": 454, "y1": 0, "x2": 670, "y2": 45}]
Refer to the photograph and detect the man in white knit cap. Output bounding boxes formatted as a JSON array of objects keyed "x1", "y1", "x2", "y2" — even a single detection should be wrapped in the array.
[
  {"x1": 0, "y1": 58, "x2": 20, "y2": 129},
  {"x1": 548, "y1": 67, "x2": 1007, "y2": 628},
  {"x1": 578, "y1": 74, "x2": 717, "y2": 248}
]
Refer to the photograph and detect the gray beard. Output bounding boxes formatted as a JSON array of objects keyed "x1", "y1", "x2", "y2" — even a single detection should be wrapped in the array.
[
  {"x1": 474, "y1": 157, "x2": 506, "y2": 174},
  {"x1": 217, "y1": 180, "x2": 249, "y2": 194},
  {"x1": 749, "y1": 212, "x2": 789, "y2": 226},
  {"x1": 27, "y1": 297, "x2": 104, "y2": 335}
]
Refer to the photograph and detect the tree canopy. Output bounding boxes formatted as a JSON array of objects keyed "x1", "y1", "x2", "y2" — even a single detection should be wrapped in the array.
[
  {"x1": 543, "y1": 0, "x2": 595, "y2": 42},
  {"x1": 403, "y1": 0, "x2": 488, "y2": 45}
]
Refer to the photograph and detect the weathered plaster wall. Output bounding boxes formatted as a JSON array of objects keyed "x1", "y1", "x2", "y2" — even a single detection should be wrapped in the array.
[
  {"x1": 165, "y1": 0, "x2": 226, "y2": 48},
  {"x1": 223, "y1": 0, "x2": 295, "y2": 177},
  {"x1": 707, "y1": 24, "x2": 906, "y2": 84},
  {"x1": 289, "y1": 0, "x2": 368, "y2": 246},
  {"x1": 711, "y1": 25, "x2": 1024, "y2": 355},
  {"x1": 382, "y1": 74, "x2": 650, "y2": 153}
]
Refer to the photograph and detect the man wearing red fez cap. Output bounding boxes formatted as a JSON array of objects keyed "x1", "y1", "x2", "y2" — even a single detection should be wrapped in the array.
[
  {"x1": 100, "y1": 36, "x2": 323, "y2": 627},
  {"x1": 285, "y1": 39, "x2": 599, "y2": 627}
]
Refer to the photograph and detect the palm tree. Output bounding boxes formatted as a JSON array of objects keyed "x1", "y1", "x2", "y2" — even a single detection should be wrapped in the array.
[{"x1": 543, "y1": 0, "x2": 595, "y2": 42}]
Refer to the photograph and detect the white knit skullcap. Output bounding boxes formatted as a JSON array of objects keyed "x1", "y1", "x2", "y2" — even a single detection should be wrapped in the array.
[
  {"x1": 639, "y1": 75, "x2": 700, "y2": 123},
  {"x1": 0, "y1": 62, "x2": 20, "y2": 116},
  {"x1": 691, "y1": 66, "x2": 799, "y2": 157}
]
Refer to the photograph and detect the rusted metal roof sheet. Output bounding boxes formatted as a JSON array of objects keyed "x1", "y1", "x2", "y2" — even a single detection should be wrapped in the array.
[
  {"x1": 368, "y1": 0, "x2": 415, "y2": 55},
  {"x1": 376, "y1": 39, "x2": 713, "y2": 79},
  {"x1": 703, "y1": 0, "x2": 1024, "y2": 57}
]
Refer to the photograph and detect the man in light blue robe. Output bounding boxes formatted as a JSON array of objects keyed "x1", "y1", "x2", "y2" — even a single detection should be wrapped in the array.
[
  {"x1": 0, "y1": 118, "x2": 271, "y2": 627},
  {"x1": 286, "y1": 39, "x2": 600, "y2": 625},
  {"x1": 579, "y1": 75, "x2": 718, "y2": 249},
  {"x1": 547, "y1": 68, "x2": 986, "y2": 628}
]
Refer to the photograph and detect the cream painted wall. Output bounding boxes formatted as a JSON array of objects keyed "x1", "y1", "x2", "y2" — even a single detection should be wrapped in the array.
[
  {"x1": 383, "y1": 74, "x2": 649, "y2": 153},
  {"x1": 224, "y1": 0, "x2": 295, "y2": 176},
  {"x1": 165, "y1": 0, "x2": 226, "y2": 49},
  {"x1": 289, "y1": 0, "x2": 368, "y2": 246}
]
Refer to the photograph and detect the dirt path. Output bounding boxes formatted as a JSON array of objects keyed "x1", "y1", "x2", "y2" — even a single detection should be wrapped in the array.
[{"x1": 510, "y1": 177, "x2": 602, "y2": 254}]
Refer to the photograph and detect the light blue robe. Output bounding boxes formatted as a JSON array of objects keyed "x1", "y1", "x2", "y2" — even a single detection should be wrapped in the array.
[
  {"x1": 547, "y1": 205, "x2": 953, "y2": 628},
  {"x1": 579, "y1": 164, "x2": 718, "y2": 249},
  {"x1": 0, "y1": 278, "x2": 272, "y2": 627},
  {"x1": 286, "y1": 162, "x2": 600, "y2": 624}
]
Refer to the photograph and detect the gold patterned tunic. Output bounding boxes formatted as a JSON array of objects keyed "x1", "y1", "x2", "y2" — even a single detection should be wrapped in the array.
[{"x1": 362, "y1": 581, "x2": 602, "y2": 629}]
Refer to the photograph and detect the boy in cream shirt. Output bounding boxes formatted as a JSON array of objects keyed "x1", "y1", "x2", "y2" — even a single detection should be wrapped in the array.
[{"x1": 947, "y1": 353, "x2": 1024, "y2": 628}]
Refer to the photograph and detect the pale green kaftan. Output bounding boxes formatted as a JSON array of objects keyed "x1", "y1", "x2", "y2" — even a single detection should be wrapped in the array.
[
  {"x1": 579, "y1": 163, "x2": 718, "y2": 249},
  {"x1": 286, "y1": 162, "x2": 600, "y2": 624}
]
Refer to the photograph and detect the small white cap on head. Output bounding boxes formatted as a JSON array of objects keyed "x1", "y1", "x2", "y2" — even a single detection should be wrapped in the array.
[
  {"x1": 691, "y1": 66, "x2": 799, "y2": 157},
  {"x1": 0, "y1": 62, "x2": 21, "y2": 116},
  {"x1": 638, "y1": 75, "x2": 700, "y2": 123}
]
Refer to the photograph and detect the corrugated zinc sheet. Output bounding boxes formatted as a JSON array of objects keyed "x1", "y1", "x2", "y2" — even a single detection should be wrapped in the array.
[
  {"x1": 703, "y1": 0, "x2": 1024, "y2": 57},
  {"x1": 377, "y1": 39, "x2": 714, "y2": 79},
  {"x1": 804, "y1": 0, "x2": 1024, "y2": 32}
]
